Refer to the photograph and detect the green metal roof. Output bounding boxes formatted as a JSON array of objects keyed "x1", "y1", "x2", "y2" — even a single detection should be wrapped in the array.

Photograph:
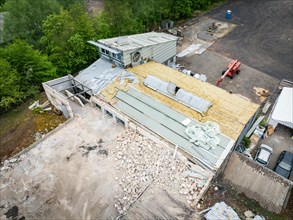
[{"x1": 115, "y1": 88, "x2": 234, "y2": 170}]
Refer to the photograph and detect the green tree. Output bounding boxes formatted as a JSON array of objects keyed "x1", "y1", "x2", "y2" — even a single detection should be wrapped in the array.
[
  {"x1": 104, "y1": 0, "x2": 145, "y2": 35},
  {"x1": 57, "y1": 0, "x2": 85, "y2": 9},
  {"x1": 2, "y1": 0, "x2": 61, "y2": 47},
  {"x1": 0, "y1": 40, "x2": 57, "y2": 97},
  {"x1": 0, "y1": 59, "x2": 22, "y2": 110},
  {"x1": 41, "y1": 7, "x2": 98, "y2": 75}
]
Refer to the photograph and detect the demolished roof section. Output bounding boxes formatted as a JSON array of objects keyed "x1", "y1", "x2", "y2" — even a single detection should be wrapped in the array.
[
  {"x1": 100, "y1": 61, "x2": 259, "y2": 140},
  {"x1": 74, "y1": 59, "x2": 125, "y2": 95}
]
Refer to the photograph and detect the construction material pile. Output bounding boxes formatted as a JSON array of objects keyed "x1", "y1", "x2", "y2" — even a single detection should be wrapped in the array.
[{"x1": 112, "y1": 129, "x2": 212, "y2": 215}]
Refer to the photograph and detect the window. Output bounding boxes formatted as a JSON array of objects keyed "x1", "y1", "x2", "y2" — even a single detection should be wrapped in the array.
[
  {"x1": 105, "y1": 110, "x2": 113, "y2": 117},
  {"x1": 132, "y1": 51, "x2": 141, "y2": 63},
  {"x1": 101, "y1": 48, "x2": 105, "y2": 54},
  {"x1": 96, "y1": 103, "x2": 101, "y2": 110},
  {"x1": 117, "y1": 54, "x2": 122, "y2": 61},
  {"x1": 105, "y1": 50, "x2": 109, "y2": 55},
  {"x1": 112, "y1": 53, "x2": 117, "y2": 59},
  {"x1": 116, "y1": 117, "x2": 125, "y2": 126}
]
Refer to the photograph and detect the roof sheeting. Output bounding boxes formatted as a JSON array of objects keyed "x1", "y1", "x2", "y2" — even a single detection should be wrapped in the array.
[
  {"x1": 74, "y1": 59, "x2": 124, "y2": 95},
  {"x1": 143, "y1": 75, "x2": 212, "y2": 113},
  {"x1": 271, "y1": 87, "x2": 293, "y2": 128},
  {"x1": 115, "y1": 88, "x2": 234, "y2": 170},
  {"x1": 96, "y1": 32, "x2": 178, "y2": 52}
]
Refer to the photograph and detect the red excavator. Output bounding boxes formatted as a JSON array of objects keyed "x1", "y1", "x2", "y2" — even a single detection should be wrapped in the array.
[{"x1": 216, "y1": 59, "x2": 241, "y2": 86}]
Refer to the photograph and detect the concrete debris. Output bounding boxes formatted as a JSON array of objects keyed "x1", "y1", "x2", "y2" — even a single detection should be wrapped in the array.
[
  {"x1": 253, "y1": 215, "x2": 265, "y2": 220},
  {"x1": 254, "y1": 87, "x2": 269, "y2": 103},
  {"x1": 244, "y1": 210, "x2": 254, "y2": 218},
  {"x1": 205, "y1": 202, "x2": 240, "y2": 220},
  {"x1": 40, "y1": 100, "x2": 50, "y2": 109},
  {"x1": 113, "y1": 129, "x2": 209, "y2": 215},
  {"x1": 0, "y1": 156, "x2": 23, "y2": 172},
  {"x1": 29, "y1": 100, "x2": 40, "y2": 110},
  {"x1": 177, "y1": 44, "x2": 206, "y2": 57},
  {"x1": 29, "y1": 100, "x2": 52, "y2": 111},
  {"x1": 34, "y1": 132, "x2": 45, "y2": 141},
  {"x1": 43, "y1": 107, "x2": 52, "y2": 111}
]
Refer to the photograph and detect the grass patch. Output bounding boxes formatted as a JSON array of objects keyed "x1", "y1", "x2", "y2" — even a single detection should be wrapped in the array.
[{"x1": 0, "y1": 101, "x2": 30, "y2": 137}]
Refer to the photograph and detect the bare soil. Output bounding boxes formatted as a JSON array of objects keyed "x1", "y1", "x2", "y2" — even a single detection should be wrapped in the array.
[
  {"x1": 0, "y1": 95, "x2": 66, "y2": 163},
  {"x1": 199, "y1": 177, "x2": 293, "y2": 220},
  {"x1": 86, "y1": 0, "x2": 104, "y2": 15}
]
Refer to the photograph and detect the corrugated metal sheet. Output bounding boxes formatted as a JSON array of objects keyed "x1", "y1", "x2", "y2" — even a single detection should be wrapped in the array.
[
  {"x1": 74, "y1": 59, "x2": 124, "y2": 95},
  {"x1": 115, "y1": 88, "x2": 234, "y2": 169},
  {"x1": 143, "y1": 75, "x2": 212, "y2": 113},
  {"x1": 97, "y1": 32, "x2": 178, "y2": 52}
]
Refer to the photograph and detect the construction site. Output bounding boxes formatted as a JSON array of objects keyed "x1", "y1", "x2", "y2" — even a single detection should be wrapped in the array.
[{"x1": 1, "y1": 0, "x2": 293, "y2": 219}]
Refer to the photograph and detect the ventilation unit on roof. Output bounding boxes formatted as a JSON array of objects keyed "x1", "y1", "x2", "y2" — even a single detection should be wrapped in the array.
[{"x1": 143, "y1": 75, "x2": 212, "y2": 113}]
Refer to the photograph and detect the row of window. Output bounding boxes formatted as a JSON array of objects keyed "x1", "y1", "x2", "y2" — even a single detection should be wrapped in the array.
[{"x1": 101, "y1": 48, "x2": 122, "y2": 61}]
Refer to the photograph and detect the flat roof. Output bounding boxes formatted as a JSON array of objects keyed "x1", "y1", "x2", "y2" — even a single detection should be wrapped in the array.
[
  {"x1": 96, "y1": 32, "x2": 178, "y2": 52},
  {"x1": 272, "y1": 87, "x2": 293, "y2": 128},
  {"x1": 100, "y1": 61, "x2": 260, "y2": 140}
]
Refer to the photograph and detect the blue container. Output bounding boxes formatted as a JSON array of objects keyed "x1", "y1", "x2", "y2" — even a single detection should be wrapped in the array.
[{"x1": 225, "y1": 10, "x2": 232, "y2": 19}]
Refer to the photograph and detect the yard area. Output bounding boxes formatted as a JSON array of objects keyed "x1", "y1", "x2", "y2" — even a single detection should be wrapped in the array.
[
  {"x1": 0, "y1": 95, "x2": 66, "y2": 163},
  {"x1": 199, "y1": 176, "x2": 293, "y2": 220},
  {"x1": 0, "y1": 106, "x2": 209, "y2": 219},
  {"x1": 207, "y1": 0, "x2": 293, "y2": 81}
]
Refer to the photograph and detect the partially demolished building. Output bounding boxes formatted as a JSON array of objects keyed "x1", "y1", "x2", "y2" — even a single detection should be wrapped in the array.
[{"x1": 43, "y1": 32, "x2": 259, "y2": 173}]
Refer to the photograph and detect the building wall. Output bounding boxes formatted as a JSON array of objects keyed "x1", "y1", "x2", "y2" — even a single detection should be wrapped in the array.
[
  {"x1": 43, "y1": 83, "x2": 74, "y2": 118},
  {"x1": 223, "y1": 152, "x2": 292, "y2": 213},
  {"x1": 90, "y1": 96, "x2": 129, "y2": 127},
  {"x1": 99, "y1": 41, "x2": 177, "y2": 68}
]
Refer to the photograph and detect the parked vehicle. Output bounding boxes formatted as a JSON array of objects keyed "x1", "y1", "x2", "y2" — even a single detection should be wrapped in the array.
[
  {"x1": 254, "y1": 144, "x2": 273, "y2": 166},
  {"x1": 274, "y1": 151, "x2": 293, "y2": 179}
]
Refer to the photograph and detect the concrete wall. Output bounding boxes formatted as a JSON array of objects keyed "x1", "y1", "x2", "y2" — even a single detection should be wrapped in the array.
[
  {"x1": 46, "y1": 75, "x2": 73, "y2": 92},
  {"x1": 90, "y1": 96, "x2": 129, "y2": 127},
  {"x1": 223, "y1": 152, "x2": 292, "y2": 213},
  {"x1": 43, "y1": 83, "x2": 74, "y2": 118}
]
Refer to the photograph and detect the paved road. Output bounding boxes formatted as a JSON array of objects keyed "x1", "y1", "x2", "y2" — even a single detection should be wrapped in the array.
[{"x1": 207, "y1": 0, "x2": 293, "y2": 81}]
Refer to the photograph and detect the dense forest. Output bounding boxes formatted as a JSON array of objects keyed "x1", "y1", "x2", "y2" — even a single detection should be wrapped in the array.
[{"x1": 0, "y1": 0, "x2": 223, "y2": 111}]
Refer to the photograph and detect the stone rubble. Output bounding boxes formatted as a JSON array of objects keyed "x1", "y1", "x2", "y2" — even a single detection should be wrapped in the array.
[
  {"x1": 112, "y1": 129, "x2": 210, "y2": 215},
  {"x1": 0, "y1": 155, "x2": 24, "y2": 173}
]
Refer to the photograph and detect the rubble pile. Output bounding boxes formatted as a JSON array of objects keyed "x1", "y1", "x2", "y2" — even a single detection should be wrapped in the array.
[
  {"x1": 0, "y1": 156, "x2": 24, "y2": 173},
  {"x1": 112, "y1": 129, "x2": 211, "y2": 214}
]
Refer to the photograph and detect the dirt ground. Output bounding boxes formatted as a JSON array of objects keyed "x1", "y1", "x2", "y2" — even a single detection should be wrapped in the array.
[
  {"x1": 199, "y1": 177, "x2": 293, "y2": 220},
  {"x1": 0, "y1": 106, "x2": 208, "y2": 219},
  {"x1": 86, "y1": 0, "x2": 104, "y2": 15},
  {"x1": 207, "y1": 0, "x2": 293, "y2": 81},
  {"x1": 0, "y1": 97, "x2": 66, "y2": 163}
]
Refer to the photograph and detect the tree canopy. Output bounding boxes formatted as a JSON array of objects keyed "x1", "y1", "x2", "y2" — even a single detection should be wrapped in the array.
[
  {"x1": 0, "y1": 40, "x2": 56, "y2": 111},
  {"x1": 40, "y1": 6, "x2": 99, "y2": 75},
  {"x1": 2, "y1": 0, "x2": 61, "y2": 47},
  {"x1": 0, "y1": 0, "x2": 223, "y2": 111}
]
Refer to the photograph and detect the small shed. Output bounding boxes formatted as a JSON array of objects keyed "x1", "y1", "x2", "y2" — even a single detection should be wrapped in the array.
[{"x1": 268, "y1": 87, "x2": 293, "y2": 129}]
